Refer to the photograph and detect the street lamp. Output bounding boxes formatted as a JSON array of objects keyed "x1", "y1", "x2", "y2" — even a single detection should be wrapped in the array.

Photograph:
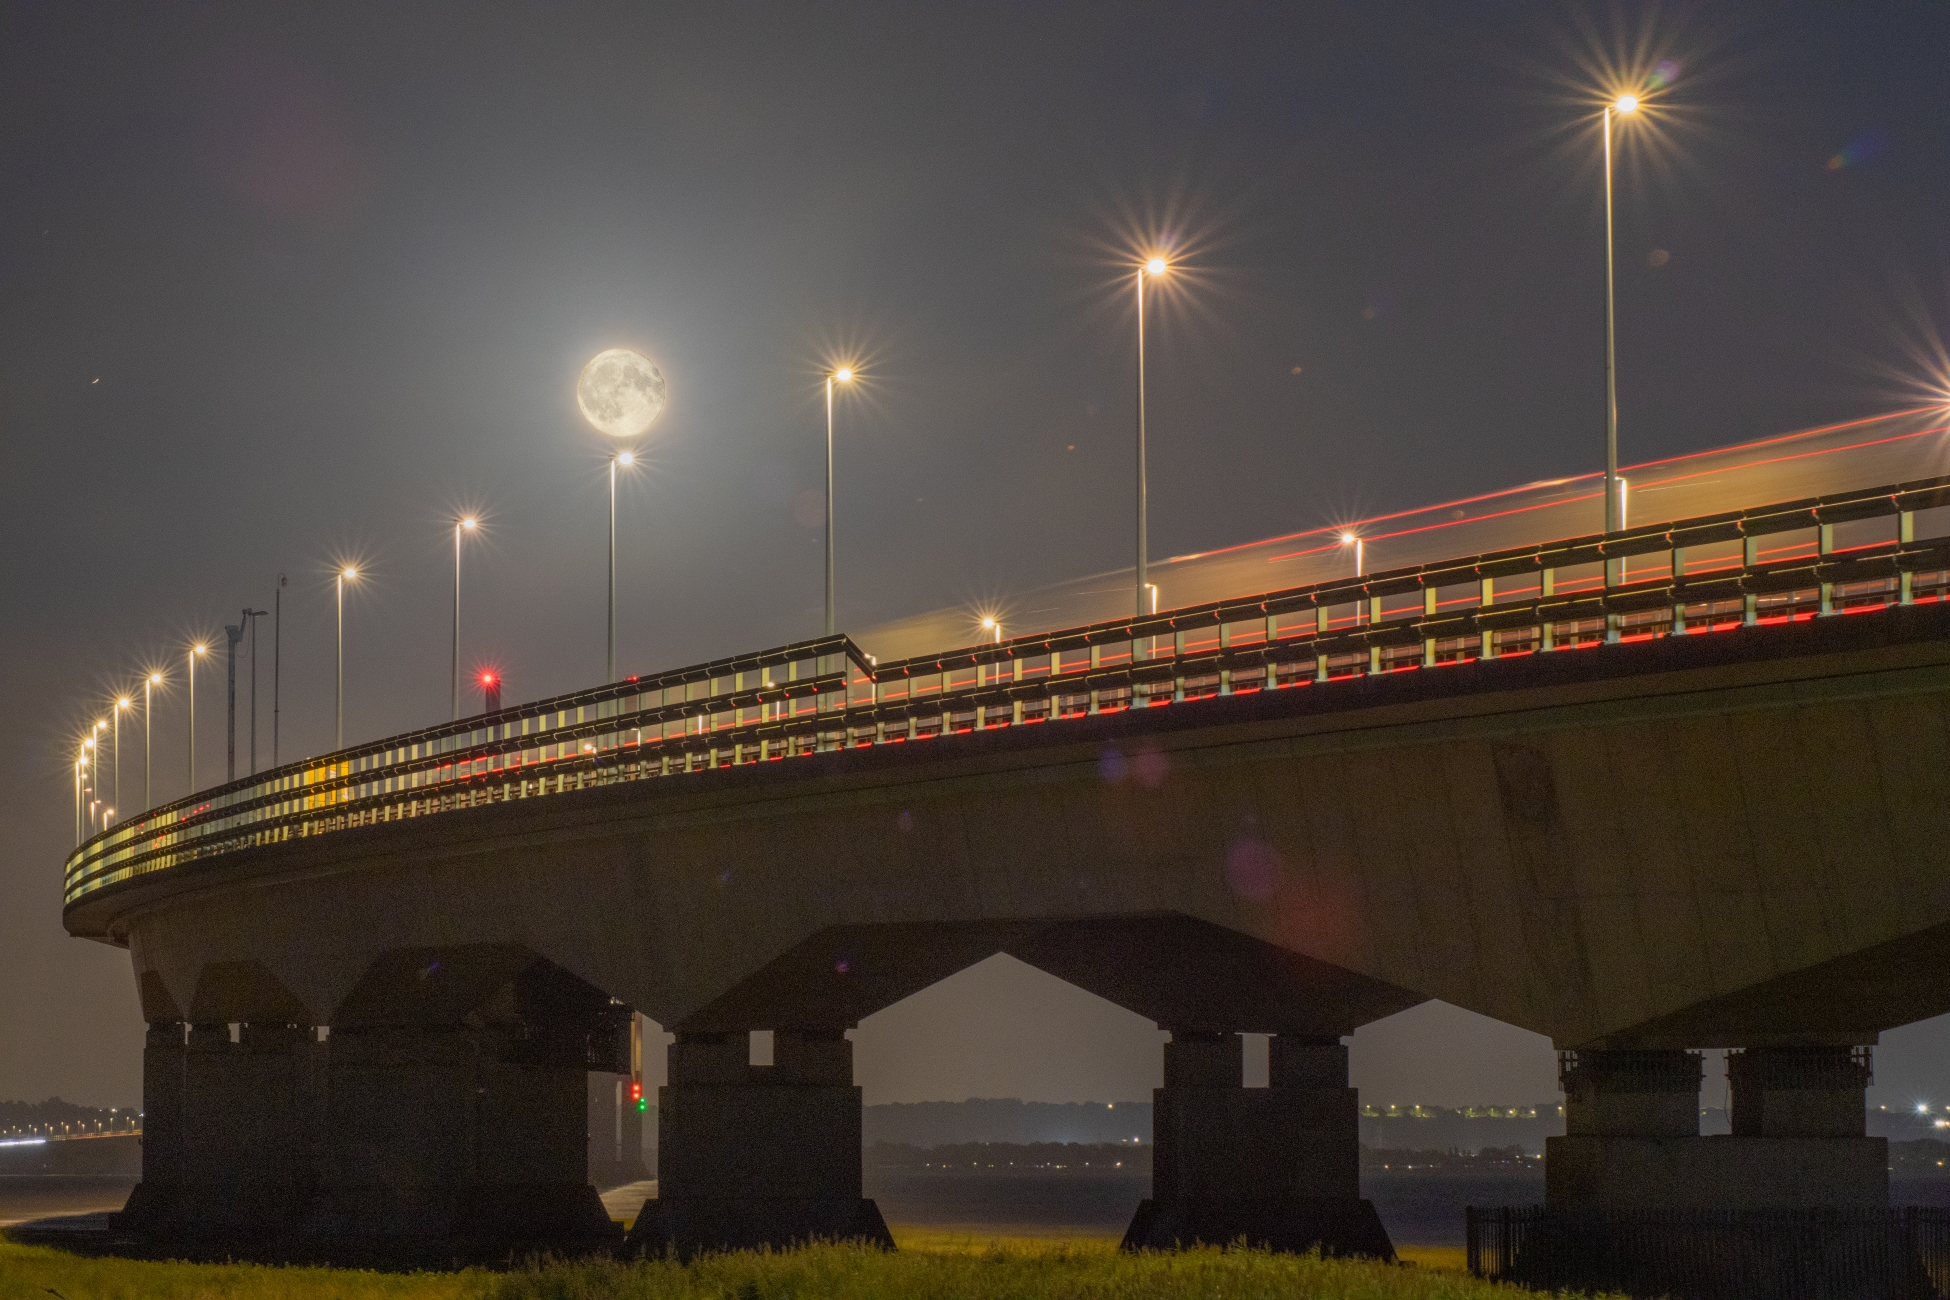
[
  {"x1": 1135, "y1": 257, "x2": 1168, "y2": 623},
  {"x1": 336, "y1": 569, "x2": 358, "y2": 749},
  {"x1": 187, "y1": 645, "x2": 207, "y2": 792},
  {"x1": 144, "y1": 672, "x2": 161, "y2": 811},
  {"x1": 114, "y1": 697, "x2": 130, "y2": 817},
  {"x1": 825, "y1": 368, "x2": 855, "y2": 637},
  {"x1": 1602, "y1": 93, "x2": 1640, "y2": 543},
  {"x1": 1342, "y1": 533, "x2": 1365, "y2": 626},
  {"x1": 88, "y1": 724, "x2": 105, "y2": 833},
  {"x1": 608, "y1": 452, "x2": 634, "y2": 681},
  {"x1": 575, "y1": 347, "x2": 666, "y2": 680},
  {"x1": 453, "y1": 516, "x2": 478, "y2": 720},
  {"x1": 75, "y1": 743, "x2": 92, "y2": 846},
  {"x1": 980, "y1": 616, "x2": 1001, "y2": 645}
]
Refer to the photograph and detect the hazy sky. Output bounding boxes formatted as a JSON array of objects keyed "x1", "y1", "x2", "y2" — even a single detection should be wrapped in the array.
[{"x1": 5, "y1": 3, "x2": 1949, "y2": 1111}]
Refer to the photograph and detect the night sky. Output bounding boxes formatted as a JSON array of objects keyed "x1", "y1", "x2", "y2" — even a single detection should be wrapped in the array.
[{"x1": 5, "y1": 3, "x2": 1949, "y2": 1112}]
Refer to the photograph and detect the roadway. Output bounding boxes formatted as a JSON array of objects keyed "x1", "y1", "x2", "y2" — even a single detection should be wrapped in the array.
[{"x1": 858, "y1": 407, "x2": 1950, "y2": 659}]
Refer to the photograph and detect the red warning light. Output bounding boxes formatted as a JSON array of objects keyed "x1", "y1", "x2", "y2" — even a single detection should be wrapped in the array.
[{"x1": 480, "y1": 672, "x2": 502, "y2": 714}]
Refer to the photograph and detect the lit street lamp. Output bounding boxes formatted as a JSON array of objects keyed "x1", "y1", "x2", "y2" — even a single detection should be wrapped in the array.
[
  {"x1": 114, "y1": 696, "x2": 130, "y2": 816},
  {"x1": 980, "y1": 616, "x2": 1002, "y2": 645},
  {"x1": 453, "y1": 516, "x2": 478, "y2": 719},
  {"x1": 609, "y1": 452, "x2": 634, "y2": 681},
  {"x1": 1342, "y1": 533, "x2": 1365, "y2": 626},
  {"x1": 574, "y1": 347, "x2": 666, "y2": 682},
  {"x1": 1135, "y1": 257, "x2": 1168, "y2": 624},
  {"x1": 825, "y1": 368, "x2": 855, "y2": 637},
  {"x1": 144, "y1": 672, "x2": 161, "y2": 810},
  {"x1": 187, "y1": 645, "x2": 207, "y2": 792},
  {"x1": 336, "y1": 569, "x2": 358, "y2": 749},
  {"x1": 74, "y1": 746, "x2": 88, "y2": 847},
  {"x1": 1603, "y1": 93, "x2": 1639, "y2": 542}
]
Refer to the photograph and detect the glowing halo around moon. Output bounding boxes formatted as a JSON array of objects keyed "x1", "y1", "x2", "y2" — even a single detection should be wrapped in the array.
[{"x1": 576, "y1": 348, "x2": 667, "y2": 438}]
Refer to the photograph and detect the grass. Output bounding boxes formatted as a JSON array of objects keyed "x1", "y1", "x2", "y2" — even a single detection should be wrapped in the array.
[{"x1": 0, "y1": 1236, "x2": 1598, "y2": 1300}]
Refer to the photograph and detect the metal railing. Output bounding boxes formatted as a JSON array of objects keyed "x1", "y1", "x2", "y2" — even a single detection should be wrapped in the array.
[
  {"x1": 1469, "y1": 1204, "x2": 1950, "y2": 1299},
  {"x1": 64, "y1": 473, "x2": 1950, "y2": 910}
]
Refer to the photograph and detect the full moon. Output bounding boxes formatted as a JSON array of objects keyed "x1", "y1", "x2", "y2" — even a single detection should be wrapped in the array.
[{"x1": 576, "y1": 348, "x2": 667, "y2": 439}]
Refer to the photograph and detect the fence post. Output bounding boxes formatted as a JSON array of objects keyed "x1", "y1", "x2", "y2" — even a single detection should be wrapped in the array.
[
  {"x1": 1670, "y1": 544, "x2": 1688, "y2": 635},
  {"x1": 1539, "y1": 567, "x2": 1555, "y2": 651},
  {"x1": 1480, "y1": 576, "x2": 1497, "y2": 659},
  {"x1": 1744, "y1": 532, "x2": 1760, "y2": 626},
  {"x1": 1422, "y1": 586, "x2": 1436, "y2": 667},
  {"x1": 1819, "y1": 522, "x2": 1836, "y2": 616},
  {"x1": 1900, "y1": 510, "x2": 1915, "y2": 606}
]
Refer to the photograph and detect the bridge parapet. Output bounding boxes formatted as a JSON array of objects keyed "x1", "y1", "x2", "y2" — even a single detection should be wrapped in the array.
[{"x1": 63, "y1": 472, "x2": 1950, "y2": 922}]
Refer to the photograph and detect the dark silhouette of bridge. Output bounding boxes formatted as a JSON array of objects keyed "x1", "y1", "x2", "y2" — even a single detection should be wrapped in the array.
[{"x1": 62, "y1": 467, "x2": 1950, "y2": 1267}]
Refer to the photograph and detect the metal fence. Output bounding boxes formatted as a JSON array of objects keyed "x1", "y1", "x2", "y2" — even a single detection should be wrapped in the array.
[
  {"x1": 64, "y1": 472, "x2": 1950, "y2": 910},
  {"x1": 1468, "y1": 1204, "x2": 1950, "y2": 1300}
]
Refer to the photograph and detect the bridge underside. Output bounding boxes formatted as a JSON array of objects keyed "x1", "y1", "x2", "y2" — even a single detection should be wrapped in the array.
[
  {"x1": 125, "y1": 922, "x2": 1416, "y2": 1262},
  {"x1": 79, "y1": 603, "x2": 1950, "y2": 1261}
]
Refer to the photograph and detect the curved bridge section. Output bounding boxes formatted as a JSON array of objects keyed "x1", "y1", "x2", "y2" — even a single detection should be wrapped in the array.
[{"x1": 64, "y1": 476, "x2": 1950, "y2": 1264}]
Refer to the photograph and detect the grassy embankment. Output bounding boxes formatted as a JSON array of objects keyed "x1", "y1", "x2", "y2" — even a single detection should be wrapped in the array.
[{"x1": 0, "y1": 1234, "x2": 1589, "y2": 1299}]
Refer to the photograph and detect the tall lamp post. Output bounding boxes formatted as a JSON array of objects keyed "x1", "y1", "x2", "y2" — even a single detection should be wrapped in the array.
[
  {"x1": 825, "y1": 368, "x2": 854, "y2": 637},
  {"x1": 453, "y1": 516, "x2": 478, "y2": 719},
  {"x1": 144, "y1": 672, "x2": 161, "y2": 810},
  {"x1": 574, "y1": 347, "x2": 666, "y2": 684},
  {"x1": 1135, "y1": 257, "x2": 1168, "y2": 622},
  {"x1": 1603, "y1": 94, "x2": 1639, "y2": 540},
  {"x1": 336, "y1": 568, "x2": 358, "y2": 750},
  {"x1": 74, "y1": 749, "x2": 86, "y2": 847},
  {"x1": 187, "y1": 644, "x2": 207, "y2": 793},
  {"x1": 608, "y1": 454, "x2": 633, "y2": 681},
  {"x1": 113, "y1": 696, "x2": 130, "y2": 818}
]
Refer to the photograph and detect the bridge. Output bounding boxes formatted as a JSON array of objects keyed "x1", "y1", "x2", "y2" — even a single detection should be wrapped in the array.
[{"x1": 61, "y1": 436, "x2": 1950, "y2": 1263}]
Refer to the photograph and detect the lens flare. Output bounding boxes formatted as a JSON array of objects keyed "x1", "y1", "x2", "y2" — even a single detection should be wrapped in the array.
[{"x1": 1827, "y1": 131, "x2": 1887, "y2": 172}]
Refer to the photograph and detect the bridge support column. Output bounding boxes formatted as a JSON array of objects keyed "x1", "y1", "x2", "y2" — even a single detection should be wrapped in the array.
[
  {"x1": 302, "y1": 1024, "x2": 617, "y2": 1264},
  {"x1": 1547, "y1": 1047, "x2": 1885, "y2": 1210},
  {"x1": 119, "y1": 1021, "x2": 323, "y2": 1250},
  {"x1": 1122, "y1": 1032, "x2": 1392, "y2": 1258},
  {"x1": 630, "y1": 1029, "x2": 891, "y2": 1256}
]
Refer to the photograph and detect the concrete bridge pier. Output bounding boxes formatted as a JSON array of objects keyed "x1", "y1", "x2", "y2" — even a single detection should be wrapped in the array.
[
  {"x1": 297, "y1": 948, "x2": 626, "y2": 1264},
  {"x1": 119, "y1": 1018, "x2": 323, "y2": 1249},
  {"x1": 1547, "y1": 1046, "x2": 1886, "y2": 1211},
  {"x1": 628, "y1": 1028, "x2": 892, "y2": 1256},
  {"x1": 1122, "y1": 1032, "x2": 1393, "y2": 1258}
]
